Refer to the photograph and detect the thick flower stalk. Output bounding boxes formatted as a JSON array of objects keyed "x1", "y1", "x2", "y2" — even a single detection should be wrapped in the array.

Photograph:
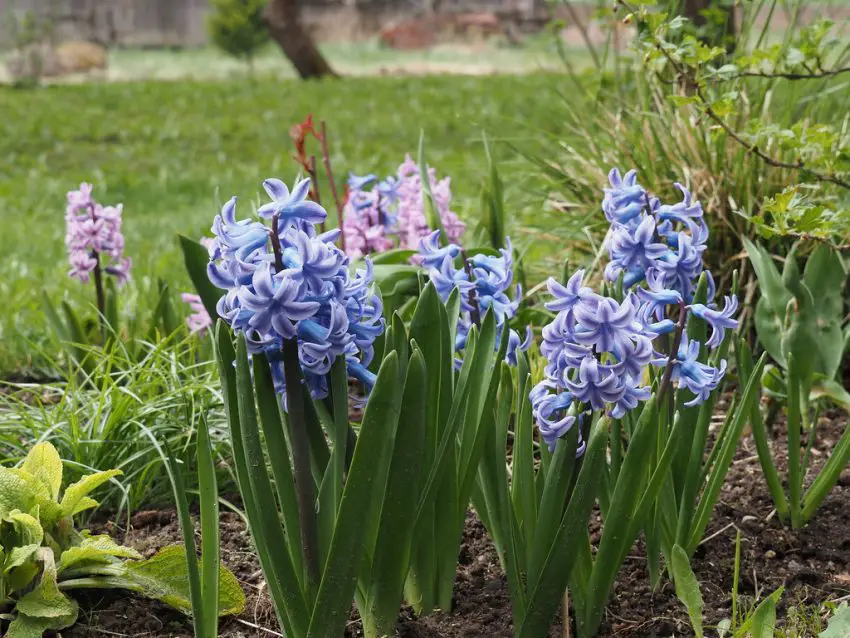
[
  {"x1": 207, "y1": 177, "x2": 384, "y2": 402},
  {"x1": 417, "y1": 230, "x2": 530, "y2": 365},
  {"x1": 342, "y1": 155, "x2": 465, "y2": 259},
  {"x1": 532, "y1": 169, "x2": 739, "y2": 451},
  {"x1": 65, "y1": 183, "x2": 132, "y2": 318}
]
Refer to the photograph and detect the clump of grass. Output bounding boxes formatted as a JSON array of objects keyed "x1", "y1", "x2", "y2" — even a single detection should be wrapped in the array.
[
  {"x1": 0, "y1": 333, "x2": 234, "y2": 518},
  {"x1": 0, "y1": 73, "x2": 565, "y2": 373}
]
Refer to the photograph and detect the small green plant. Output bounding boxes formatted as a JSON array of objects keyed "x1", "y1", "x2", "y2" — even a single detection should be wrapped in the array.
[
  {"x1": 0, "y1": 441, "x2": 244, "y2": 637},
  {"x1": 674, "y1": 531, "x2": 784, "y2": 638},
  {"x1": 207, "y1": 0, "x2": 270, "y2": 72},
  {"x1": 743, "y1": 238, "x2": 850, "y2": 528}
]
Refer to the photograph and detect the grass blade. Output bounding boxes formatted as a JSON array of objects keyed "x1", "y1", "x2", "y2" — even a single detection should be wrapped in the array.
[{"x1": 197, "y1": 417, "x2": 220, "y2": 637}]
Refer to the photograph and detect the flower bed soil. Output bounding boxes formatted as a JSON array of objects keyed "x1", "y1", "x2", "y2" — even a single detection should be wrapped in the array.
[{"x1": 64, "y1": 412, "x2": 850, "y2": 637}]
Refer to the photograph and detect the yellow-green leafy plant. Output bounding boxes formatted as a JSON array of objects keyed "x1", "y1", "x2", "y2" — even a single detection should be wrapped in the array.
[{"x1": 0, "y1": 442, "x2": 245, "y2": 637}]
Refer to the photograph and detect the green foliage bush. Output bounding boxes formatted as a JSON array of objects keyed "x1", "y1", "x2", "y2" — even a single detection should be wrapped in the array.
[
  {"x1": 207, "y1": 0, "x2": 270, "y2": 68},
  {"x1": 0, "y1": 442, "x2": 244, "y2": 637},
  {"x1": 529, "y1": 0, "x2": 850, "y2": 284}
]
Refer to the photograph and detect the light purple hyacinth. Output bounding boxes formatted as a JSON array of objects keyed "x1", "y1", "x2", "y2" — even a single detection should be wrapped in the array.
[
  {"x1": 65, "y1": 183, "x2": 131, "y2": 285},
  {"x1": 208, "y1": 177, "x2": 384, "y2": 403},
  {"x1": 181, "y1": 293, "x2": 212, "y2": 335},
  {"x1": 531, "y1": 168, "x2": 741, "y2": 451},
  {"x1": 342, "y1": 156, "x2": 465, "y2": 260}
]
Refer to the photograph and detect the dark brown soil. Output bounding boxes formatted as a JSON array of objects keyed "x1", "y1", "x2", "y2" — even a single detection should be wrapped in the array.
[{"x1": 62, "y1": 411, "x2": 850, "y2": 637}]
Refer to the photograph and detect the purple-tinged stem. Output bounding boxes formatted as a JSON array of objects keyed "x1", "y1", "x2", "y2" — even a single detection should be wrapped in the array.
[
  {"x1": 319, "y1": 121, "x2": 345, "y2": 250},
  {"x1": 657, "y1": 300, "x2": 688, "y2": 403},
  {"x1": 460, "y1": 249, "x2": 482, "y2": 327}
]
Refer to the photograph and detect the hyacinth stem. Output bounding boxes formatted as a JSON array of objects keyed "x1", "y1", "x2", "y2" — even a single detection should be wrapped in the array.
[
  {"x1": 460, "y1": 250, "x2": 482, "y2": 327},
  {"x1": 657, "y1": 300, "x2": 688, "y2": 403},
  {"x1": 87, "y1": 199, "x2": 107, "y2": 337},
  {"x1": 269, "y1": 212, "x2": 321, "y2": 591},
  {"x1": 283, "y1": 336, "x2": 322, "y2": 593},
  {"x1": 319, "y1": 121, "x2": 345, "y2": 249},
  {"x1": 91, "y1": 252, "x2": 106, "y2": 330}
]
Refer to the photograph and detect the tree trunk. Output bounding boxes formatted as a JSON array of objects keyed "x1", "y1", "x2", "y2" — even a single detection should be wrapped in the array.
[{"x1": 265, "y1": 0, "x2": 337, "y2": 79}]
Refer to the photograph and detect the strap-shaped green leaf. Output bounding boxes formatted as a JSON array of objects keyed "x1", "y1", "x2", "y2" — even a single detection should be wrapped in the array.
[
  {"x1": 687, "y1": 354, "x2": 767, "y2": 550},
  {"x1": 527, "y1": 427, "x2": 579, "y2": 585},
  {"x1": 178, "y1": 235, "x2": 222, "y2": 321},
  {"x1": 252, "y1": 355, "x2": 305, "y2": 590},
  {"x1": 213, "y1": 324, "x2": 304, "y2": 637},
  {"x1": 517, "y1": 416, "x2": 609, "y2": 638},
  {"x1": 307, "y1": 352, "x2": 402, "y2": 638},
  {"x1": 198, "y1": 416, "x2": 221, "y2": 637},
  {"x1": 362, "y1": 350, "x2": 428, "y2": 638},
  {"x1": 235, "y1": 336, "x2": 309, "y2": 621},
  {"x1": 584, "y1": 399, "x2": 659, "y2": 630}
]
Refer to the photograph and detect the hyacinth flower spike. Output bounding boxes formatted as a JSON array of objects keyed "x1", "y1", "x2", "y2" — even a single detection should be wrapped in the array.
[{"x1": 65, "y1": 182, "x2": 132, "y2": 332}]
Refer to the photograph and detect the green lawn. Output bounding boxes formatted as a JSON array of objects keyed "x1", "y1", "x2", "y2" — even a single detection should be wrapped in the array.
[{"x1": 0, "y1": 72, "x2": 583, "y2": 375}]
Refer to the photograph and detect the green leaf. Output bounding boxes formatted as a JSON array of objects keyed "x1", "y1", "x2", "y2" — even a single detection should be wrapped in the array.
[
  {"x1": 250, "y1": 354, "x2": 304, "y2": 589},
  {"x1": 2, "y1": 510, "x2": 43, "y2": 573},
  {"x1": 749, "y1": 594, "x2": 777, "y2": 638},
  {"x1": 742, "y1": 237, "x2": 790, "y2": 367},
  {"x1": 17, "y1": 548, "x2": 78, "y2": 620},
  {"x1": 198, "y1": 416, "x2": 221, "y2": 637},
  {"x1": 5, "y1": 611, "x2": 78, "y2": 638},
  {"x1": 811, "y1": 377, "x2": 850, "y2": 410},
  {"x1": 124, "y1": 545, "x2": 245, "y2": 616},
  {"x1": 518, "y1": 416, "x2": 609, "y2": 638},
  {"x1": 820, "y1": 603, "x2": 850, "y2": 638},
  {"x1": 58, "y1": 469, "x2": 122, "y2": 519},
  {"x1": 179, "y1": 235, "x2": 222, "y2": 322},
  {"x1": 372, "y1": 264, "x2": 421, "y2": 298},
  {"x1": 363, "y1": 249, "x2": 417, "y2": 265},
  {"x1": 688, "y1": 355, "x2": 767, "y2": 551},
  {"x1": 21, "y1": 442, "x2": 63, "y2": 501},
  {"x1": 417, "y1": 132, "x2": 446, "y2": 240},
  {"x1": 57, "y1": 534, "x2": 140, "y2": 573},
  {"x1": 671, "y1": 545, "x2": 704, "y2": 638},
  {"x1": 0, "y1": 469, "x2": 39, "y2": 522},
  {"x1": 734, "y1": 588, "x2": 783, "y2": 638},
  {"x1": 480, "y1": 133, "x2": 506, "y2": 251},
  {"x1": 234, "y1": 335, "x2": 308, "y2": 629},
  {"x1": 363, "y1": 349, "x2": 428, "y2": 638},
  {"x1": 41, "y1": 292, "x2": 69, "y2": 343},
  {"x1": 5, "y1": 468, "x2": 62, "y2": 525},
  {"x1": 308, "y1": 352, "x2": 403, "y2": 638},
  {"x1": 215, "y1": 324, "x2": 301, "y2": 636}
]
